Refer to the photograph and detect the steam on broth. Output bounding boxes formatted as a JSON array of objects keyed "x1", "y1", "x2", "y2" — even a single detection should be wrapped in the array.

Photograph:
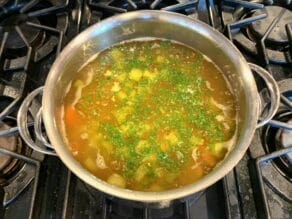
[{"x1": 61, "y1": 39, "x2": 238, "y2": 191}]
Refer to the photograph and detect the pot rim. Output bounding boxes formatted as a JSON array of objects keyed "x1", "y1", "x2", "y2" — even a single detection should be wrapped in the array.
[{"x1": 43, "y1": 10, "x2": 258, "y2": 202}]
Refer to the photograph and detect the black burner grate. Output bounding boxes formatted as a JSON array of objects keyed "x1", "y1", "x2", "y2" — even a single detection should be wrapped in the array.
[
  {"x1": 254, "y1": 146, "x2": 292, "y2": 218},
  {"x1": 221, "y1": 0, "x2": 292, "y2": 65},
  {"x1": 0, "y1": 1, "x2": 291, "y2": 219},
  {"x1": 85, "y1": 0, "x2": 201, "y2": 27},
  {"x1": 0, "y1": 148, "x2": 40, "y2": 219},
  {"x1": 0, "y1": 1, "x2": 228, "y2": 219},
  {"x1": 220, "y1": 1, "x2": 292, "y2": 219},
  {"x1": 0, "y1": 0, "x2": 68, "y2": 121}
]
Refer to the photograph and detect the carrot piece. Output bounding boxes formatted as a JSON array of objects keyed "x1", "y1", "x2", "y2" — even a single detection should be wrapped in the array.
[
  {"x1": 195, "y1": 144, "x2": 217, "y2": 168},
  {"x1": 65, "y1": 105, "x2": 83, "y2": 126},
  {"x1": 200, "y1": 150, "x2": 217, "y2": 168}
]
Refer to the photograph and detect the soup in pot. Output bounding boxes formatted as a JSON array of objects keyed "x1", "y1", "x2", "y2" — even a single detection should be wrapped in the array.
[{"x1": 60, "y1": 39, "x2": 238, "y2": 191}]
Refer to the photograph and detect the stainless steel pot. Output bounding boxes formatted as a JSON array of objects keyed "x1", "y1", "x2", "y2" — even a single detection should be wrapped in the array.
[{"x1": 17, "y1": 11, "x2": 280, "y2": 205}]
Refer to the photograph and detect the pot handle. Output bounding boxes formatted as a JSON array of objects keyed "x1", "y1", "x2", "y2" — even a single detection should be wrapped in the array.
[
  {"x1": 17, "y1": 87, "x2": 57, "y2": 156},
  {"x1": 248, "y1": 63, "x2": 280, "y2": 128}
]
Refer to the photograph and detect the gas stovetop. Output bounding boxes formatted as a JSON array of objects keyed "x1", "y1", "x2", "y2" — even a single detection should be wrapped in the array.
[{"x1": 0, "y1": 1, "x2": 291, "y2": 219}]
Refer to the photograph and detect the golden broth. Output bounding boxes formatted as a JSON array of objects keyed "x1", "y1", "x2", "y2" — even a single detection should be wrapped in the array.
[{"x1": 61, "y1": 40, "x2": 238, "y2": 191}]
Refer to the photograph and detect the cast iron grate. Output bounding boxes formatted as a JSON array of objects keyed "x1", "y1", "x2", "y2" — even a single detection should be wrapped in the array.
[
  {"x1": 0, "y1": 148, "x2": 40, "y2": 219},
  {"x1": 254, "y1": 146, "x2": 292, "y2": 218},
  {"x1": 0, "y1": 1, "x2": 225, "y2": 219},
  {"x1": 221, "y1": 1, "x2": 292, "y2": 219},
  {"x1": 58, "y1": 170, "x2": 225, "y2": 219},
  {"x1": 221, "y1": 0, "x2": 292, "y2": 65},
  {"x1": 88, "y1": 0, "x2": 198, "y2": 13},
  {"x1": 0, "y1": 0, "x2": 68, "y2": 121},
  {"x1": 254, "y1": 81, "x2": 292, "y2": 218},
  {"x1": 0, "y1": 0, "x2": 67, "y2": 213},
  {"x1": 3, "y1": 1, "x2": 291, "y2": 219},
  {"x1": 222, "y1": 0, "x2": 292, "y2": 129},
  {"x1": 85, "y1": 0, "x2": 217, "y2": 27}
]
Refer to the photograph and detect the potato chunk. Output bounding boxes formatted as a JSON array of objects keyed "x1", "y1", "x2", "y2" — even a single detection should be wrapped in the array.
[
  {"x1": 111, "y1": 82, "x2": 121, "y2": 92},
  {"x1": 129, "y1": 68, "x2": 142, "y2": 81},
  {"x1": 84, "y1": 158, "x2": 97, "y2": 172},
  {"x1": 117, "y1": 91, "x2": 127, "y2": 100},
  {"x1": 190, "y1": 136, "x2": 204, "y2": 145},
  {"x1": 165, "y1": 131, "x2": 178, "y2": 144},
  {"x1": 107, "y1": 173, "x2": 126, "y2": 188},
  {"x1": 135, "y1": 140, "x2": 150, "y2": 154},
  {"x1": 143, "y1": 70, "x2": 156, "y2": 80},
  {"x1": 134, "y1": 165, "x2": 148, "y2": 182}
]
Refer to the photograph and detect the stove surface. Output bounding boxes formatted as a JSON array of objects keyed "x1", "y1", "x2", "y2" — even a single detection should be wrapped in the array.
[{"x1": 0, "y1": 1, "x2": 291, "y2": 219}]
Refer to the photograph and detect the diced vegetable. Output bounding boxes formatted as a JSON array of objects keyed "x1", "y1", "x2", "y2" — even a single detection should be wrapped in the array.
[
  {"x1": 107, "y1": 173, "x2": 126, "y2": 188},
  {"x1": 64, "y1": 106, "x2": 83, "y2": 126},
  {"x1": 111, "y1": 48, "x2": 122, "y2": 60},
  {"x1": 200, "y1": 150, "x2": 217, "y2": 168},
  {"x1": 80, "y1": 133, "x2": 88, "y2": 140},
  {"x1": 111, "y1": 82, "x2": 121, "y2": 92},
  {"x1": 73, "y1": 79, "x2": 83, "y2": 88},
  {"x1": 211, "y1": 142, "x2": 228, "y2": 159},
  {"x1": 156, "y1": 55, "x2": 165, "y2": 63},
  {"x1": 190, "y1": 136, "x2": 204, "y2": 145},
  {"x1": 134, "y1": 164, "x2": 148, "y2": 182},
  {"x1": 216, "y1": 115, "x2": 225, "y2": 122},
  {"x1": 84, "y1": 158, "x2": 97, "y2": 172},
  {"x1": 143, "y1": 70, "x2": 156, "y2": 80},
  {"x1": 213, "y1": 143, "x2": 224, "y2": 154},
  {"x1": 117, "y1": 73, "x2": 126, "y2": 81},
  {"x1": 155, "y1": 167, "x2": 166, "y2": 177},
  {"x1": 129, "y1": 68, "x2": 142, "y2": 81},
  {"x1": 117, "y1": 91, "x2": 127, "y2": 99},
  {"x1": 165, "y1": 131, "x2": 178, "y2": 145},
  {"x1": 88, "y1": 133, "x2": 103, "y2": 149},
  {"x1": 129, "y1": 90, "x2": 136, "y2": 97},
  {"x1": 160, "y1": 142, "x2": 169, "y2": 152},
  {"x1": 114, "y1": 106, "x2": 132, "y2": 124},
  {"x1": 142, "y1": 154, "x2": 157, "y2": 163},
  {"x1": 135, "y1": 140, "x2": 150, "y2": 154},
  {"x1": 104, "y1": 70, "x2": 112, "y2": 77},
  {"x1": 101, "y1": 141, "x2": 113, "y2": 154}
]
